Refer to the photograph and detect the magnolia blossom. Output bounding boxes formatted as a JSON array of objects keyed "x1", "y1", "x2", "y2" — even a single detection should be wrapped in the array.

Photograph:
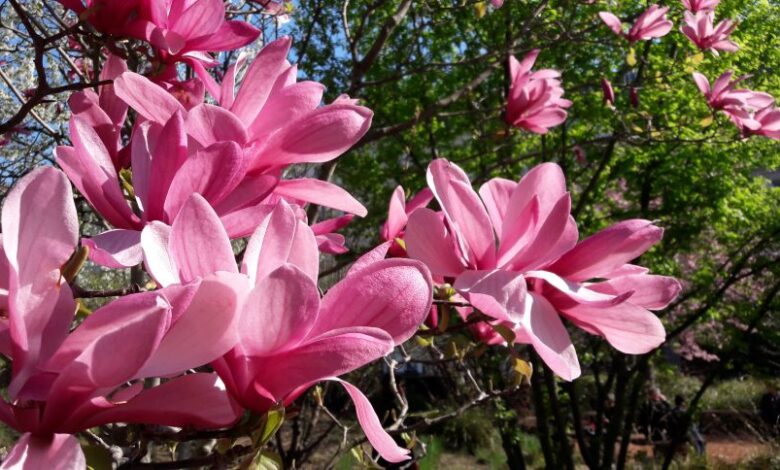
[
  {"x1": 58, "y1": 0, "x2": 259, "y2": 69},
  {"x1": 601, "y1": 78, "x2": 615, "y2": 105},
  {"x1": 403, "y1": 159, "x2": 680, "y2": 380},
  {"x1": 693, "y1": 71, "x2": 773, "y2": 111},
  {"x1": 0, "y1": 168, "x2": 244, "y2": 468},
  {"x1": 681, "y1": 12, "x2": 738, "y2": 54},
  {"x1": 139, "y1": 194, "x2": 433, "y2": 463},
  {"x1": 693, "y1": 71, "x2": 777, "y2": 137},
  {"x1": 681, "y1": 0, "x2": 720, "y2": 13},
  {"x1": 739, "y1": 106, "x2": 780, "y2": 139},
  {"x1": 506, "y1": 50, "x2": 572, "y2": 134},
  {"x1": 58, "y1": 38, "x2": 372, "y2": 269},
  {"x1": 599, "y1": 5, "x2": 673, "y2": 43},
  {"x1": 126, "y1": 0, "x2": 260, "y2": 68}
]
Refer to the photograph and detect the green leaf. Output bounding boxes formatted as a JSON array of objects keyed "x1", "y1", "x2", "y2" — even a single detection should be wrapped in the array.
[{"x1": 257, "y1": 405, "x2": 285, "y2": 446}]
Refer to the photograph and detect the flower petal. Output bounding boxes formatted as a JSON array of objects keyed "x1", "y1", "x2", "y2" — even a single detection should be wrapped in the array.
[
  {"x1": 83, "y1": 229, "x2": 143, "y2": 268},
  {"x1": 315, "y1": 259, "x2": 432, "y2": 344}
]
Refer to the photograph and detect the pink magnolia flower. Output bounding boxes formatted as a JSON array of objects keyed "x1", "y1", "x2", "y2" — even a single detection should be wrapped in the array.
[
  {"x1": 506, "y1": 50, "x2": 572, "y2": 134},
  {"x1": 126, "y1": 0, "x2": 260, "y2": 68},
  {"x1": 601, "y1": 78, "x2": 615, "y2": 105},
  {"x1": 403, "y1": 159, "x2": 680, "y2": 380},
  {"x1": 739, "y1": 106, "x2": 780, "y2": 140},
  {"x1": 599, "y1": 5, "x2": 673, "y2": 43},
  {"x1": 692, "y1": 71, "x2": 774, "y2": 112},
  {"x1": 139, "y1": 194, "x2": 434, "y2": 463},
  {"x1": 0, "y1": 168, "x2": 244, "y2": 468},
  {"x1": 692, "y1": 71, "x2": 776, "y2": 136},
  {"x1": 682, "y1": 0, "x2": 720, "y2": 13},
  {"x1": 58, "y1": 37, "x2": 371, "y2": 269},
  {"x1": 681, "y1": 12, "x2": 738, "y2": 54}
]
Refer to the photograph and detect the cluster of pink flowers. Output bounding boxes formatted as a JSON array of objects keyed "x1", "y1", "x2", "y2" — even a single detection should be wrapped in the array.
[
  {"x1": 58, "y1": 37, "x2": 372, "y2": 269},
  {"x1": 679, "y1": 0, "x2": 738, "y2": 55},
  {"x1": 0, "y1": 2, "x2": 697, "y2": 467},
  {"x1": 0, "y1": 12, "x2": 431, "y2": 465},
  {"x1": 681, "y1": 0, "x2": 778, "y2": 139},
  {"x1": 0, "y1": 167, "x2": 431, "y2": 466},
  {"x1": 379, "y1": 160, "x2": 680, "y2": 380}
]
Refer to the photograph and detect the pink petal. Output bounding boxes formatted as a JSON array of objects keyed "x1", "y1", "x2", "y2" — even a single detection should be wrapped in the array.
[
  {"x1": 140, "y1": 222, "x2": 179, "y2": 287},
  {"x1": 136, "y1": 273, "x2": 244, "y2": 377},
  {"x1": 0, "y1": 433, "x2": 84, "y2": 470},
  {"x1": 241, "y1": 201, "x2": 319, "y2": 283},
  {"x1": 83, "y1": 229, "x2": 143, "y2": 268},
  {"x1": 218, "y1": 52, "x2": 248, "y2": 107},
  {"x1": 316, "y1": 259, "x2": 433, "y2": 343},
  {"x1": 549, "y1": 219, "x2": 663, "y2": 282},
  {"x1": 599, "y1": 12, "x2": 624, "y2": 35},
  {"x1": 45, "y1": 291, "x2": 170, "y2": 388},
  {"x1": 332, "y1": 379, "x2": 411, "y2": 463},
  {"x1": 382, "y1": 186, "x2": 407, "y2": 241},
  {"x1": 219, "y1": 201, "x2": 278, "y2": 239},
  {"x1": 478, "y1": 178, "x2": 517, "y2": 236},
  {"x1": 405, "y1": 208, "x2": 466, "y2": 278},
  {"x1": 145, "y1": 112, "x2": 189, "y2": 221},
  {"x1": 58, "y1": 118, "x2": 139, "y2": 228},
  {"x1": 692, "y1": 72, "x2": 711, "y2": 96},
  {"x1": 250, "y1": 103, "x2": 373, "y2": 170},
  {"x1": 231, "y1": 37, "x2": 292, "y2": 126},
  {"x1": 172, "y1": 0, "x2": 224, "y2": 38},
  {"x1": 521, "y1": 292, "x2": 581, "y2": 381},
  {"x1": 311, "y1": 214, "x2": 354, "y2": 236},
  {"x1": 239, "y1": 264, "x2": 319, "y2": 356},
  {"x1": 427, "y1": 159, "x2": 496, "y2": 268},
  {"x1": 274, "y1": 178, "x2": 367, "y2": 217},
  {"x1": 589, "y1": 274, "x2": 681, "y2": 310},
  {"x1": 453, "y1": 269, "x2": 527, "y2": 322},
  {"x1": 405, "y1": 187, "x2": 434, "y2": 214},
  {"x1": 185, "y1": 103, "x2": 248, "y2": 147},
  {"x1": 164, "y1": 141, "x2": 246, "y2": 221},
  {"x1": 83, "y1": 373, "x2": 241, "y2": 429},
  {"x1": 560, "y1": 301, "x2": 666, "y2": 354},
  {"x1": 184, "y1": 20, "x2": 260, "y2": 52},
  {"x1": 496, "y1": 196, "x2": 540, "y2": 268},
  {"x1": 2, "y1": 168, "x2": 78, "y2": 393},
  {"x1": 98, "y1": 54, "x2": 129, "y2": 126},
  {"x1": 506, "y1": 194, "x2": 577, "y2": 271},
  {"x1": 501, "y1": 162, "x2": 566, "y2": 241},
  {"x1": 248, "y1": 81, "x2": 326, "y2": 139},
  {"x1": 113, "y1": 72, "x2": 185, "y2": 124},
  {"x1": 250, "y1": 328, "x2": 394, "y2": 400},
  {"x1": 347, "y1": 241, "x2": 392, "y2": 276},
  {"x1": 168, "y1": 194, "x2": 238, "y2": 283},
  {"x1": 526, "y1": 270, "x2": 631, "y2": 308}
]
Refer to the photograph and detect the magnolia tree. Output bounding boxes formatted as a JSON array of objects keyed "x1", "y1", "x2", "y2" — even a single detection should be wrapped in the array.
[{"x1": 0, "y1": 0, "x2": 778, "y2": 469}]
